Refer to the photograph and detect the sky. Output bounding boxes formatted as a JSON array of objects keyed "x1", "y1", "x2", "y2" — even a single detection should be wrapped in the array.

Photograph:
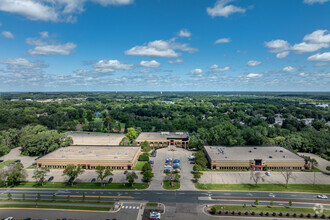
[{"x1": 0, "y1": 0, "x2": 329, "y2": 92}]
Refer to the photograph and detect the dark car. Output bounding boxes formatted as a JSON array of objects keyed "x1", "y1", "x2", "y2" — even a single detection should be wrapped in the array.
[
  {"x1": 108, "y1": 177, "x2": 113, "y2": 183},
  {"x1": 124, "y1": 170, "x2": 128, "y2": 174},
  {"x1": 173, "y1": 159, "x2": 180, "y2": 163},
  {"x1": 163, "y1": 169, "x2": 170, "y2": 173},
  {"x1": 48, "y1": 176, "x2": 54, "y2": 182},
  {"x1": 190, "y1": 161, "x2": 196, "y2": 164},
  {"x1": 24, "y1": 218, "x2": 32, "y2": 220},
  {"x1": 91, "y1": 178, "x2": 96, "y2": 183},
  {"x1": 148, "y1": 160, "x2": 154, "y2": 164},
  {"x1": 14, "y1": 160, "x2": 21, "y2": 163}
]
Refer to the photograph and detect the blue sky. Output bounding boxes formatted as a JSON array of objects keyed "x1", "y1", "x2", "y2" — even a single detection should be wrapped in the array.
[{"x1": 0, "y1": 0, "x2": 329, "y2": 92}]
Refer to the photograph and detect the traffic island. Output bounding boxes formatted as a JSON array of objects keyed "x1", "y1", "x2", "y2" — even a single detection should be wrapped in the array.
[
  {"x1": 205, "y1": 205, "x2": 330, "y2": 219},
  {"x1": 163, "y1": 181, "x2": 180, "y2": 190},
  {"x1": 142, "y1": 203, "x2": 164, "y2": 220}
]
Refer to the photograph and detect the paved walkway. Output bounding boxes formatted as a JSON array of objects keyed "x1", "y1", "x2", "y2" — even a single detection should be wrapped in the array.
[{"x1": 298, "y1": 153, "x2": 330, "y2": 174}]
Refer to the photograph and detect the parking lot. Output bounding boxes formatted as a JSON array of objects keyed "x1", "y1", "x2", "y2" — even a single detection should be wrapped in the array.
[
  {"x1": 149, "y1": 146, "x2": 195, "y2": 190},
  {"x1": 0, "y1": 147, "x2": 37, "y2": 169},
  {"x1": 25, "y1": 169, "x2": 144, "y2": 183},
  {"x1": 199, "y1": 171, "x2": 330, "y2": 184}
]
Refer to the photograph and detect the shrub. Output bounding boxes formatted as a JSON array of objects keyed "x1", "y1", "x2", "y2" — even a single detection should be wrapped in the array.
[
  {"x1": 289, "y1": 200, "x2": 293, "y2": 206},
  {"x1": 225, "y1": 211, "x2": 229, "y2": 215},
  {"x1": 314, "y1": 214, "x2": 318, "y2": 218},
  {"x1": 260, "y1": 212, "x2": 264, "y2": 216},
  {"x1": 272, "y1": 212, "x2": 276, "y2": 216},
  {"x1": 307, "y1": 213, "x2": 311, "y2": 218},
  {"x1": 293, "y1": 213, "x2": 297, "y2": 217},
  {"x1": 238, "y1": 211, "x2": 241, "y2": 215},
  {"x1": 210, "y1": 207, "x2": 217, "y2": 214},
  {"x1": 266, "y1": 212, "x2": 269, "y2": 216},
  {"x1": 231, "y1": 211, "x2": 235, "y2": 215},
  {"x1": 138, "y1": 154, "x2": 149, "y2": 161},
  {"x1": 252, "y1": 211, "x2": 255, "y2": 216},
  {"x1": 279, "y1": 212, "x2": 283, "y2": 216},
  {"x1": 245, "y1": 211, "x2": 249, "y2": 216},
  {"x1": 300, "y1": 214, "x2": 304, "y2": 217},
  {"x1": 255, "y1": 199, "x2": 259, "y2": 205},
  {"x1": 218, "y1": 211, "x2": 222, "y2": 215},
  {"x1": 270, "y1": 201, "x2": 274, "y2": 206},
  {"x1": 321, "y1": 214, "x2": 325, "y2": 219},
  {"x1": 287, "y1": 213, "x2": 291, "y2": 217}
]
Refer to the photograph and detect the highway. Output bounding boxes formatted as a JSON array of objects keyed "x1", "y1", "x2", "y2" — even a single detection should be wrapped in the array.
[{"x1": 1, "y1": 189, "x2": 329, "y2": 208}]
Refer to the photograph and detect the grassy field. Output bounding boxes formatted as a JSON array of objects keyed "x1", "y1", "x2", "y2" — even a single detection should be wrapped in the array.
[
  {"x1": 211, "y1": 205, "x2": 330, "y2": 215},
  {"x1": 0, "y1": 199, "x2": 115, "y2": 205},
  {"x1": 195, "y1": 183, "x2": 330, "y2": 193},
  {"x1": 0, "y1": 204, "x2": 109, "y2": 211},
  {"x1": 134, "y1": 161, "x2": 147, "y2": 170},
  {"x1": 0, "y1": 160, "x2": 18, "y2": 169},
  {"x1": 146, "y1": 202, "x2": 158, "y2": 207},
  {"x1": 11, "y1": 182, "x2": 149, "y2": 190},
  {"x1": 163, "y1": 181, "x2": 180, "y2": 190}
]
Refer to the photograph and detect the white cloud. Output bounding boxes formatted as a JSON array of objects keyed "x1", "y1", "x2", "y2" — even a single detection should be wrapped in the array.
[
  {"x1": 168, "y1": 59, "x2": 183, "y2": 64},
  {"x1": 299, "y1": 72, "x2": 309, "y2": 77},
  {"x1": 209, "y1": 64, "x2": 230, "y2": 72},
  {"x1": 283, "y1": 66, "x2": 297, "y2": 72},
  {"x1": 303, "y1": 30, "x2": 330, "y2": 44},
  {"x1": 0, "y1": 0, "x2": 133, "y2": 23},
  {"x1": 140, "y1": 60, "x2": 160, "y2": 68},
  {"x1": 246, "y1": 73, "x2": 262, "y2": 78},
  {"x1": 265, "y1": 40, "x2": 291, "y2": 53},
  {"x1": 190, "y1": 68, "x2": 203, "y2": 77},
  {"x1": 93, "y1": 59, "x2": 133, "y2": 73},
  {"x1": 291, "y1": 42, "x2": 328, "y2": 54},
  {"x1": 303, "y1": 0, "x2": 329, "y2": 4},
  {"x1": 1, "y1": 31, "x2": 14, "y2": 39},
  {"x1": 178, "y1": 29, "x2": 191, "y2": 38},
  {"x1": 0, "y1": 58, "x2": 43, "y2": 68},
  {"x1": 276, "y1": 51, "x2": 290, "y2": 58},
  {"x1": 125, "y1": 39, "x2": 198, "y2": 58},
  {"x1": 247, "y1": 60, "x2": 261, "y2": 66},
  {"x1": 307, "y1": 52, "x2": 330, "y2": 61},
  {"x1": 207, "y1": 0, "x2": 246, "y2": 18},
  {"x1": 26, "y1": 32, "x2": 77, "y2": 56},
  {"x1": 214, "y1": 38, "x2": 231, "y2": 44}
]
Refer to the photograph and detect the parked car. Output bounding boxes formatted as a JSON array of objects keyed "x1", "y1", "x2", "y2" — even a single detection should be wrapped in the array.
[
  {"x1": 91, "y1": 178, "x2": 96, "y2": 183},
  {"x1": 124, "y1": 170, "x2": 128, "y2": 174},
  {"x1": 163, "y1": 169, "x2": 170, "y2": 173},
  {"x1": 190, "y1": 161, "x2": 196, "y2": 164},
  {"x1": 14, "y1": 160, "x2": 21, "y2": 163},
  {"x1": 108, "y1": 177, "x2": 113, "y2": 183},
  {"x1": 4, "y1": 217, "x2": 13, "y2": 220},
  {"x1": 173, "y1": 165, "x2": 180, "y2": 169},
  {"x1": 148, "y1": 160, "x2": 154, "y2": 164},
  {"x1": 48, "y1": 176, "x2": 54, "y2": 182},
  {"x1": 173, "y1": 159, "x2": 180, "y2": 163},
  {"x1": 265, "y1": 171, "x2": 271, "y2": 176},
  {"x1": 188, "y1": 155, "x2": 195, "y2": 160},
  {"x1": 317, "y1": 195, "x2": 328, "y2": 199},
  {"x1": 164, "y1": 165, "x2": 171, "y2": 168}
]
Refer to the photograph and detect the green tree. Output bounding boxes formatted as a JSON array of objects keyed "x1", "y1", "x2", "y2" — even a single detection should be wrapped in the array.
[
  {"x1": 95, "y1": 166, "x2": 113, "y2": 187},
  {"x1": 193, "y1": 164, "x2": 202, "y2": 171},
  {"x1": 142, "y1": 163, "x2": 152, "y2": 173},
  {"x1": 37, "y1": 193, "x2": 41, "y2": 200},
  {"x1": 62, "y1": 164, "x2": 84, "y2": 186},
  {"x1": 125, "y1": 128, "x2": 137, "y2": 143},
  {"x1": 52, "y1": 193, "x2": 56, "y2": 201},
  {"x1": 126, "y1": 172, "x2": 138, "y2": 186},
  {"x1": 22, "y1": 193, "x2": 25, "y2": 200},
  {"x1": 7, "y1": 193, "x2": 12, "y2": 200},
  {"x1": 140, "y1": 141, "x2": 151, "y2": 153},
  {"x1": 82, "y1": 192, "x2": 85, "y2": 201},
  {"x1": 7, "y1": 162, "x2": 27, "y2": 186},
  {"x1": 32, "y1": 166, "x2": 50, "y2": 186},
  {"x1": 143, "y1": 170, "x2": 154, "y2": 182},
  {"x1": 67, "y1": 195, "x2": 70, "y2": 201},
  {"x1": 195, "y1": 151, "x2": 208, "y2": 169}
]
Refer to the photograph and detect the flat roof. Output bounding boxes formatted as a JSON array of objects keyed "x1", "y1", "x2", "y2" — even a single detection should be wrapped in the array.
[
  {"x1": 39, "y1": 145, "x2": 140, "y2": 162},
  {"x1": 204, "y1": 146, "x2": 304, "y2": 162},
  {"x1": 66, "y1": 132, "x2": 125, "y2": 145},
  {"x1": 136, "y1": 132, "x2": 189, "y2": 141}
]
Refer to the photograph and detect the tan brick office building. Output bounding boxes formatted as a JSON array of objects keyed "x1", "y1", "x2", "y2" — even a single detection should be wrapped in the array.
[
  {"x1": 37, "y1": 145, "x2": 141, "y2": 170},
  {"x1": 136, "y1": 132, "x2": 190, "y2": 149},
  {"x1": 204, "y1": 146, "x2": 305, "y2": 170}
]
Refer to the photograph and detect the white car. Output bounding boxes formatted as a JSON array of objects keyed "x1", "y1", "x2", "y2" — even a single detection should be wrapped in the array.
[
  {"x1": 164, "y1": 165, "x2": 172, "y2": 168},
  {"x1": 317, "y1": 195, "x2": 328, "y2": 199},
  {"x1": 4, "y1": 217, "x2": 13, "y2": 220},
  {"x1": 265, "y1": 172, "x2": 271, "y2": 176}
]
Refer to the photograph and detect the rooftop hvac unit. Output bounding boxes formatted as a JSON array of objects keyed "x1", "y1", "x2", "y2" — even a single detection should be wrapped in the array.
[
  {"x1": 118, "y1": 152, "x2": 121, "y2": 155},
  {"x1": 96, "y1": 154, "x2": 99, "y2": 156},
  {"x1": 114, "y1": 156, "x2": 118, "y2": 159},
  {"x1": 283, "y1": 155, "x2": 287, "y2": 158},
  {"x1": 175, "y1": 132, "x2": 184, "y2": 135},
  {"x1": 161, "y1": 132, "x2": 169, "y2": 135},
  {"x1": 62, "y1": 155, "x2": 65, "y2": 158},
  {"x1": 125, "y1": 152, "x2": 128, "y2": 155}
]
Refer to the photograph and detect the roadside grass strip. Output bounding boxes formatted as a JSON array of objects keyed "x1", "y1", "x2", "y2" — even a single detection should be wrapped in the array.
[
  {"x1": 146, "y1": 202, "x2": 158, "y2": 207},
  {"x1": 134, "y1": 161, "x2": 148, "y2": 170},
  {"x1": 9, "y1": 182, "x2": 149, "y2": 190},
  {"x1": 211, "y1": 205, "x2": 330, "y2": 215},
  {"x1": 163, "y1": 181, "x2": 180, "y2": 190},
  {"x1": 0, "y1": 199, "x2": 115, "y2": 205},
  {"x1": 195, "y1": 183, "x2": 330, "y2": 193},
  {"x1": 0, "y1": 204, "x2": 110, "y2": 211}
]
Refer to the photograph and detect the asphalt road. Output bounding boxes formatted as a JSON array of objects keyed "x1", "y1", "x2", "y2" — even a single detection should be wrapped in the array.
[{"x1": 1, "y1": 189, "x2": 329, "y2": 208}]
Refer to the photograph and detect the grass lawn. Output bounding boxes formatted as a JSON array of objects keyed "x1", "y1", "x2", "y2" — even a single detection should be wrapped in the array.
[
  {"x1": 0, "y1": 204, "x2": 109, "y2": 211},
  {"x1": 10, "y1": 182, "x2": 149, "y2": 190},
  {"x1": 195, "y1": 183, "x2": 330, "y2": 193},
  {"x1": 0, "y1": 160, "x2": 17, "y2": 169},
  {"x1": 211, "y1": 205, "x2": 330, "y2": 215},
  {"x1": 146, "y1": 202, "x2": 158, "y2": 207},
  {"x1": 134, "y1": 161, "x2": 147, "y2": 170},
  {"x1": 0, "y1": 199, "x2": 114, "y2": 205},
  {"x1": 163, "y1": 181, "x2": 180, "y2": 190}
]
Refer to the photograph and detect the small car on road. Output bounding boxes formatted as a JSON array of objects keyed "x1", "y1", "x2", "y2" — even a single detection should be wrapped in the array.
[{"x1": 317, "y1": 195, "x2": 328, "y2": 199}]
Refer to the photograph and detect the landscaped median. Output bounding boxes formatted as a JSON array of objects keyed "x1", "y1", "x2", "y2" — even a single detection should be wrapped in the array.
[
  {"x1": 0, "y1": 204, "x2": 110, "y2": 211},
  {"x1": 6, "y1": 182, "x2": 149, "y2": 190},
  {"x1": 207, "y1": 205, "x2": 330, "y2": 219},
  {"x1": 195, "y1": 183, "x2": 330, "y2": 193},
  {"x1": 163, "y1": 181, "x2": 180, "y2": 190}
]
